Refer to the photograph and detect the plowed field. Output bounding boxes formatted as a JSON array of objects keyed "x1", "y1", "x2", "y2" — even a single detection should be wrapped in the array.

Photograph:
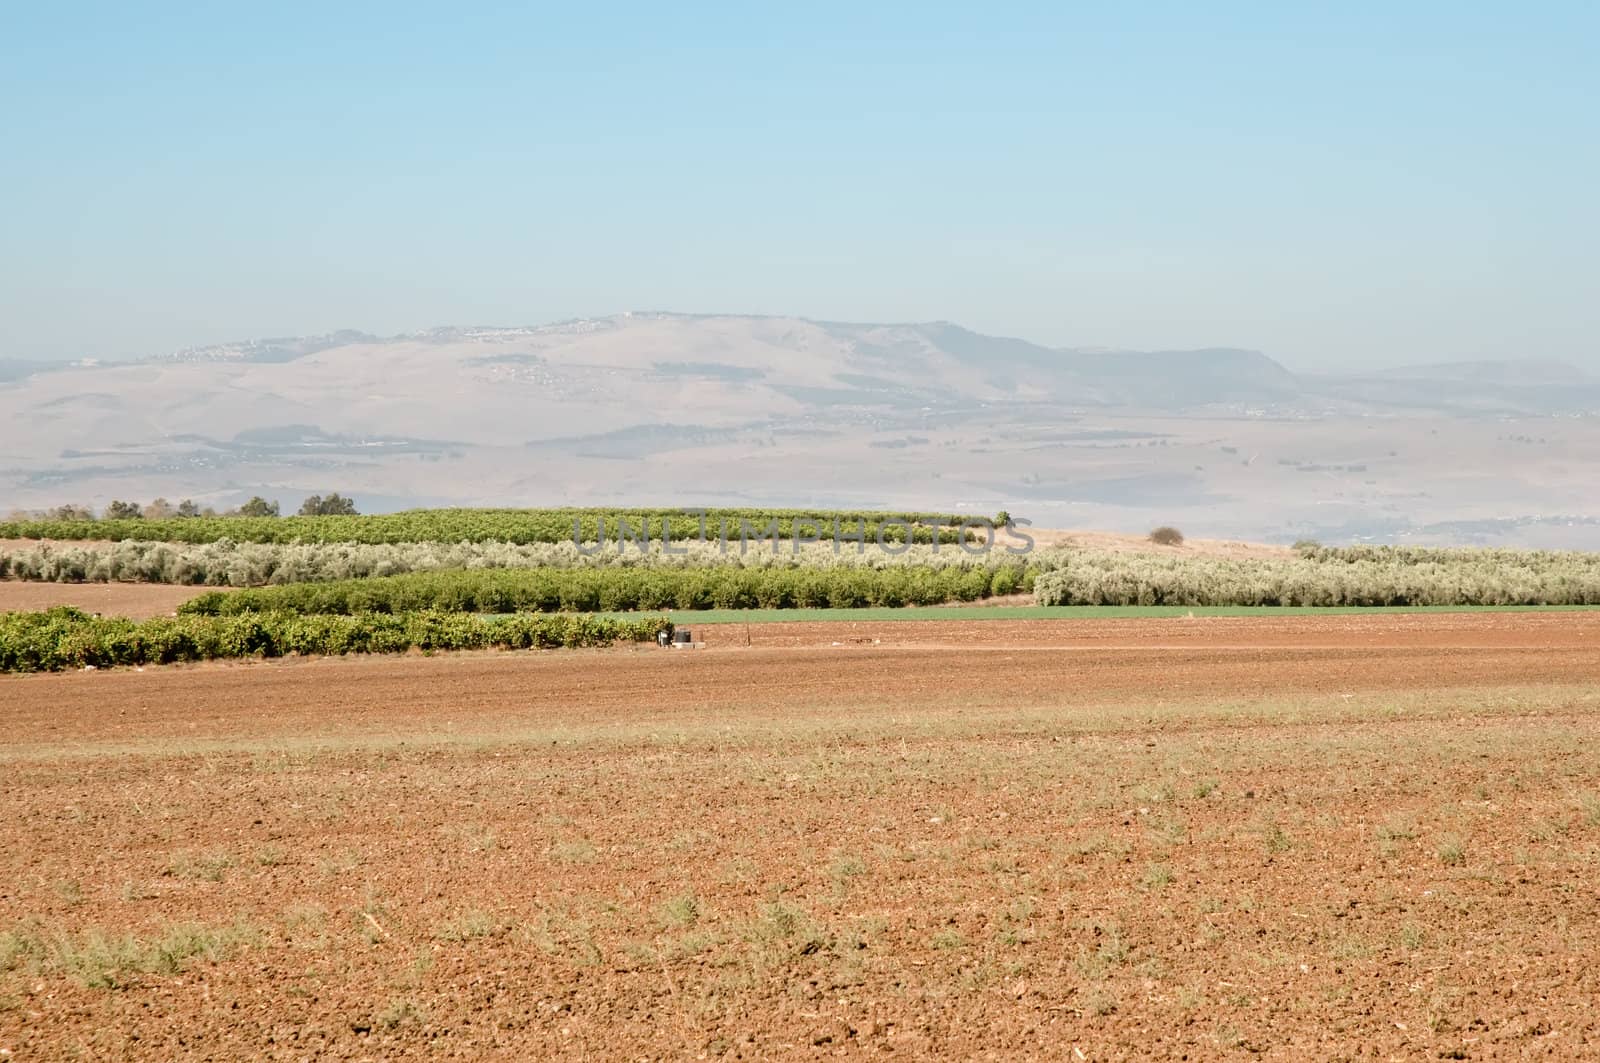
[
  {"x1": 0, "y1": 580, "x2": 202, "y2": 618},
  {"x1": 3, "y1": 613, "x2": 1599, "y2": 1059}
]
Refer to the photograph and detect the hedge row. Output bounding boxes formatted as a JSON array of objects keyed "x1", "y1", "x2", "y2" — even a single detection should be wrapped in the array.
[
  {"x1": 179, "y1": 563, "x2": 1034, "y2": 615},
  {"x1": 0, "y1": 507, "x2": 985, "y2": 546},
  {"x1": 0, "y1": 607, "x2": 672, "y2": 673},
  {"x1": 0, "y1": 537, "x2": 1029, "y2": 588},
  {"x1": 1295, "y1": 544, "x2": 1600, "y2": 566},
  {"x1": 1034, "y1": 554, "x2": 1600, "y2": 607}
]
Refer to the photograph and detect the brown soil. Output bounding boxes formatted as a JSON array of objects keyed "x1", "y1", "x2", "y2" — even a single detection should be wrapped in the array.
[
  {"x1": 0, "y1": 580, "x2": 205, "y2": 618},
  {"x1": 694, "y1": 609, "x2": 1600, "y2": 649},
  {"x1": 3, "y1": 613, "x2": 1598, "y2": 1060}
]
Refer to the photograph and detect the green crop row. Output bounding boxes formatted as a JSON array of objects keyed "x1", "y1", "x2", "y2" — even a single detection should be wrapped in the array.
[
  {"x1": 179, "y1": 562, "x2": 1034, "y2": 616},
  {"x1": 0, "y1": 507, "x2": 991, "y2": 546},
  {"x1": 0, "y1": 607, "x2": 672, "y2": 673}
]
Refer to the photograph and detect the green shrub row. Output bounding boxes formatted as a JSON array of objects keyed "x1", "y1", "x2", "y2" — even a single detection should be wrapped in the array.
[
  {"x1": 0, "y1": 507, "x2": 987, "y2": 546},
  {"x1": 0, "y1": 607, "x2": 672, "y2": 673},
  {"x1": 179, "y1": 563, "x2": 1034, "y2": 615}
]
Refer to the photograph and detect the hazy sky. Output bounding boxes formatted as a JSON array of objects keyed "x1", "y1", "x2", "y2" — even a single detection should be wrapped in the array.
[{"x1": 2, "y1": 2, "x2": 1595, "y2": 370}]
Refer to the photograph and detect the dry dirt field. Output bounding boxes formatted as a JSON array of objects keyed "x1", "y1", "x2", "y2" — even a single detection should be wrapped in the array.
[
  {"x1": 0, "y1": 580, "x2": 204, "y2": 619},
  {"x1": 1024, "y1": 528, "x2": 1292, "y2": 559},
  {"x1": 3, "y1": 613, "x2": 1600, "y2": 1060}
]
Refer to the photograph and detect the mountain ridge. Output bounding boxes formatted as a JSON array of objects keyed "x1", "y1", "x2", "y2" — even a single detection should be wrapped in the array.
[
  {"x1": 21, "y1": 311, "x2": 1589, "y2": 399},
  {"x1": 2, "y1": 313, "x2": 1596, "y2": 546}
]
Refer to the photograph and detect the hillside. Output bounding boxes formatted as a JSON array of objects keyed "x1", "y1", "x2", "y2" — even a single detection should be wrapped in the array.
[{"x1": 2, "y1": 313, "x2": 1597, "y2": 546}]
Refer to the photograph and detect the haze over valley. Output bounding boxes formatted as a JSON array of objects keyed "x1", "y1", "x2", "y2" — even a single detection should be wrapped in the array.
[{"x1": 4, "y1": 312, "x2": 1596, "y2": 546}]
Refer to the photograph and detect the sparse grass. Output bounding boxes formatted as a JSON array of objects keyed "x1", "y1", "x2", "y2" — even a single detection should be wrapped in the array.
[
  {"x1": 1375, "y1": 819, "x2": 1416, "y2": 857},
  {"x1": 1097, "y1": 929, "x2": 1128, "y2": 967},
  {"x1": 316, "y1": 848, "x2": 363, "y2": 876},
  {"x1": 374, "y1": 997, "x2": 427, "y2": 1030},
  {"x1": 448, "y1": 823, "x2": 498, "y2": 853},
  {"x1": 1143, "y1": 863, "x2": 1175, "y2": 889},
  {"x1": 118, "y1": 881, "x2": 157, "y2": 903},
  {"x1": 1262, "y1": 823, "x2": 1291, "y2": 854},
  {"x1": 828, "y1": 853, "x2": 867, "y2": 891},
  {"x1": 1136, "y1": 780, "x2": 1176, "y2": 804},
  {"x1": 1529, "y1": 817, "x2": 1564, "y2": 843},
  {"x1": 1083, "y1": 985, "x2": 1118, "y2": 1016},
  {"x1": 995, "y1": 897, "x2": 1037, "y2": 946},
  {"x1": 1148, "y1": 815, "x2": 1187, "y2": 847},
  {"x1": 0, "y1": 926, "x2": 38, "y2": 972},
  {"x1": 548, "y1": 839, "x2": 597, "y2": 864},
  {"x1": 662, "y1": 928, "x2": 719, "y2": 961},
  {"x1": 756, "y1": 899, "x2": 807, "y2": 940},
  {"x1": 356, "y1": 897, "x2": 394, "y2": 945},
  {"x1": 1580, "y1": 792, "x2": 1600, "y2": 828},
  {"x1": 1328, "y1": 934, "x2": 1372, "y2": 962},
  {"x1": 0, "y1": 920, "x2": 257, "y2": 989},
  {"x1": 284, "y1": 903, "x2": 329, "y2": 935},
  {"x1": 665, "y1": 829, "x2": 712, "y2": 853},
  {"x1": 659, "y1": 893, "x2": 700, "y2": 929},
  {"x1": 1437, "y1": 835, "x2": 1466, "y2": 867},
  {"x1": 436, "y1": 908, "x2": 500, "y2": 942},
  {"x1": 254, "y1": 844, "x2": 288, "y2": 867},
  {"x1": 164, "y1": 849, "x2": 235, "y2": 882},
  {"x1": 1076, "y1": 923, "x2": 1128, "y2": 979},
  {"x1": 1066, "y1": 831, "x2": 1127, "y2": 861},
  {"x1": 746, "y1": 899, "x2": 834, "y2": 962},
  {"x1": 521, "y1": 909, "x2": 604, "y2": 966},
  {"x1": 718, "y1": 856, "x2": 759, "y2": 885}
]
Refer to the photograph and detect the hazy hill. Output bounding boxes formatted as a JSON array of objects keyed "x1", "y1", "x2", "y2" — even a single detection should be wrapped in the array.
[{"x1": 2, "y1": 313, "x2": 1597, "y2": 545}]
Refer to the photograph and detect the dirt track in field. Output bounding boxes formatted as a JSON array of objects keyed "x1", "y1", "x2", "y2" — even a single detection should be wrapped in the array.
[{"x1": 4, "y1": 612, "x2": 1600, "y2": 1060}]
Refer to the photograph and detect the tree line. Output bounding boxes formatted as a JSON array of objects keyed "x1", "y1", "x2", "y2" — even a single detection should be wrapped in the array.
[
  {"x1": 177, "y1": 563, "x2": 1034, "y2": 615},
  {"x1": 0, "y1": 507, "x2": 979, "y2": 546},
  {"x1": 8, "y1": 493, "x2": 359, "y2": 521}
]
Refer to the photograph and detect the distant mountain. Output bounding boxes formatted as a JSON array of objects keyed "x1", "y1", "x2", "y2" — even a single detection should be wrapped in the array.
[
  {"x1": 1061, "y1": 346, "x2": 1302, "y2": 407},
  {"x1": 2, "y1": 312, "x2": 1597, "y2": 545},
  {"x1": 156, "y1": 329, "x2": 382, "y2": 365},
  {"x1": 12, "y1": 313, "x2": 1591, "y2": 415}
]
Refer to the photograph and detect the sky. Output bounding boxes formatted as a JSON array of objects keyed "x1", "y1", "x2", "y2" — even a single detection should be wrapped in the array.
[{"x1": 2, "y1": 1, "x2": 1596, "y2": 370}]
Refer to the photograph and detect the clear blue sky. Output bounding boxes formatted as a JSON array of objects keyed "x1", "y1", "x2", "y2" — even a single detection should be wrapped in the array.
[{"x1": 2, "y1": 1, "x2": 1595, "y2": 369}]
